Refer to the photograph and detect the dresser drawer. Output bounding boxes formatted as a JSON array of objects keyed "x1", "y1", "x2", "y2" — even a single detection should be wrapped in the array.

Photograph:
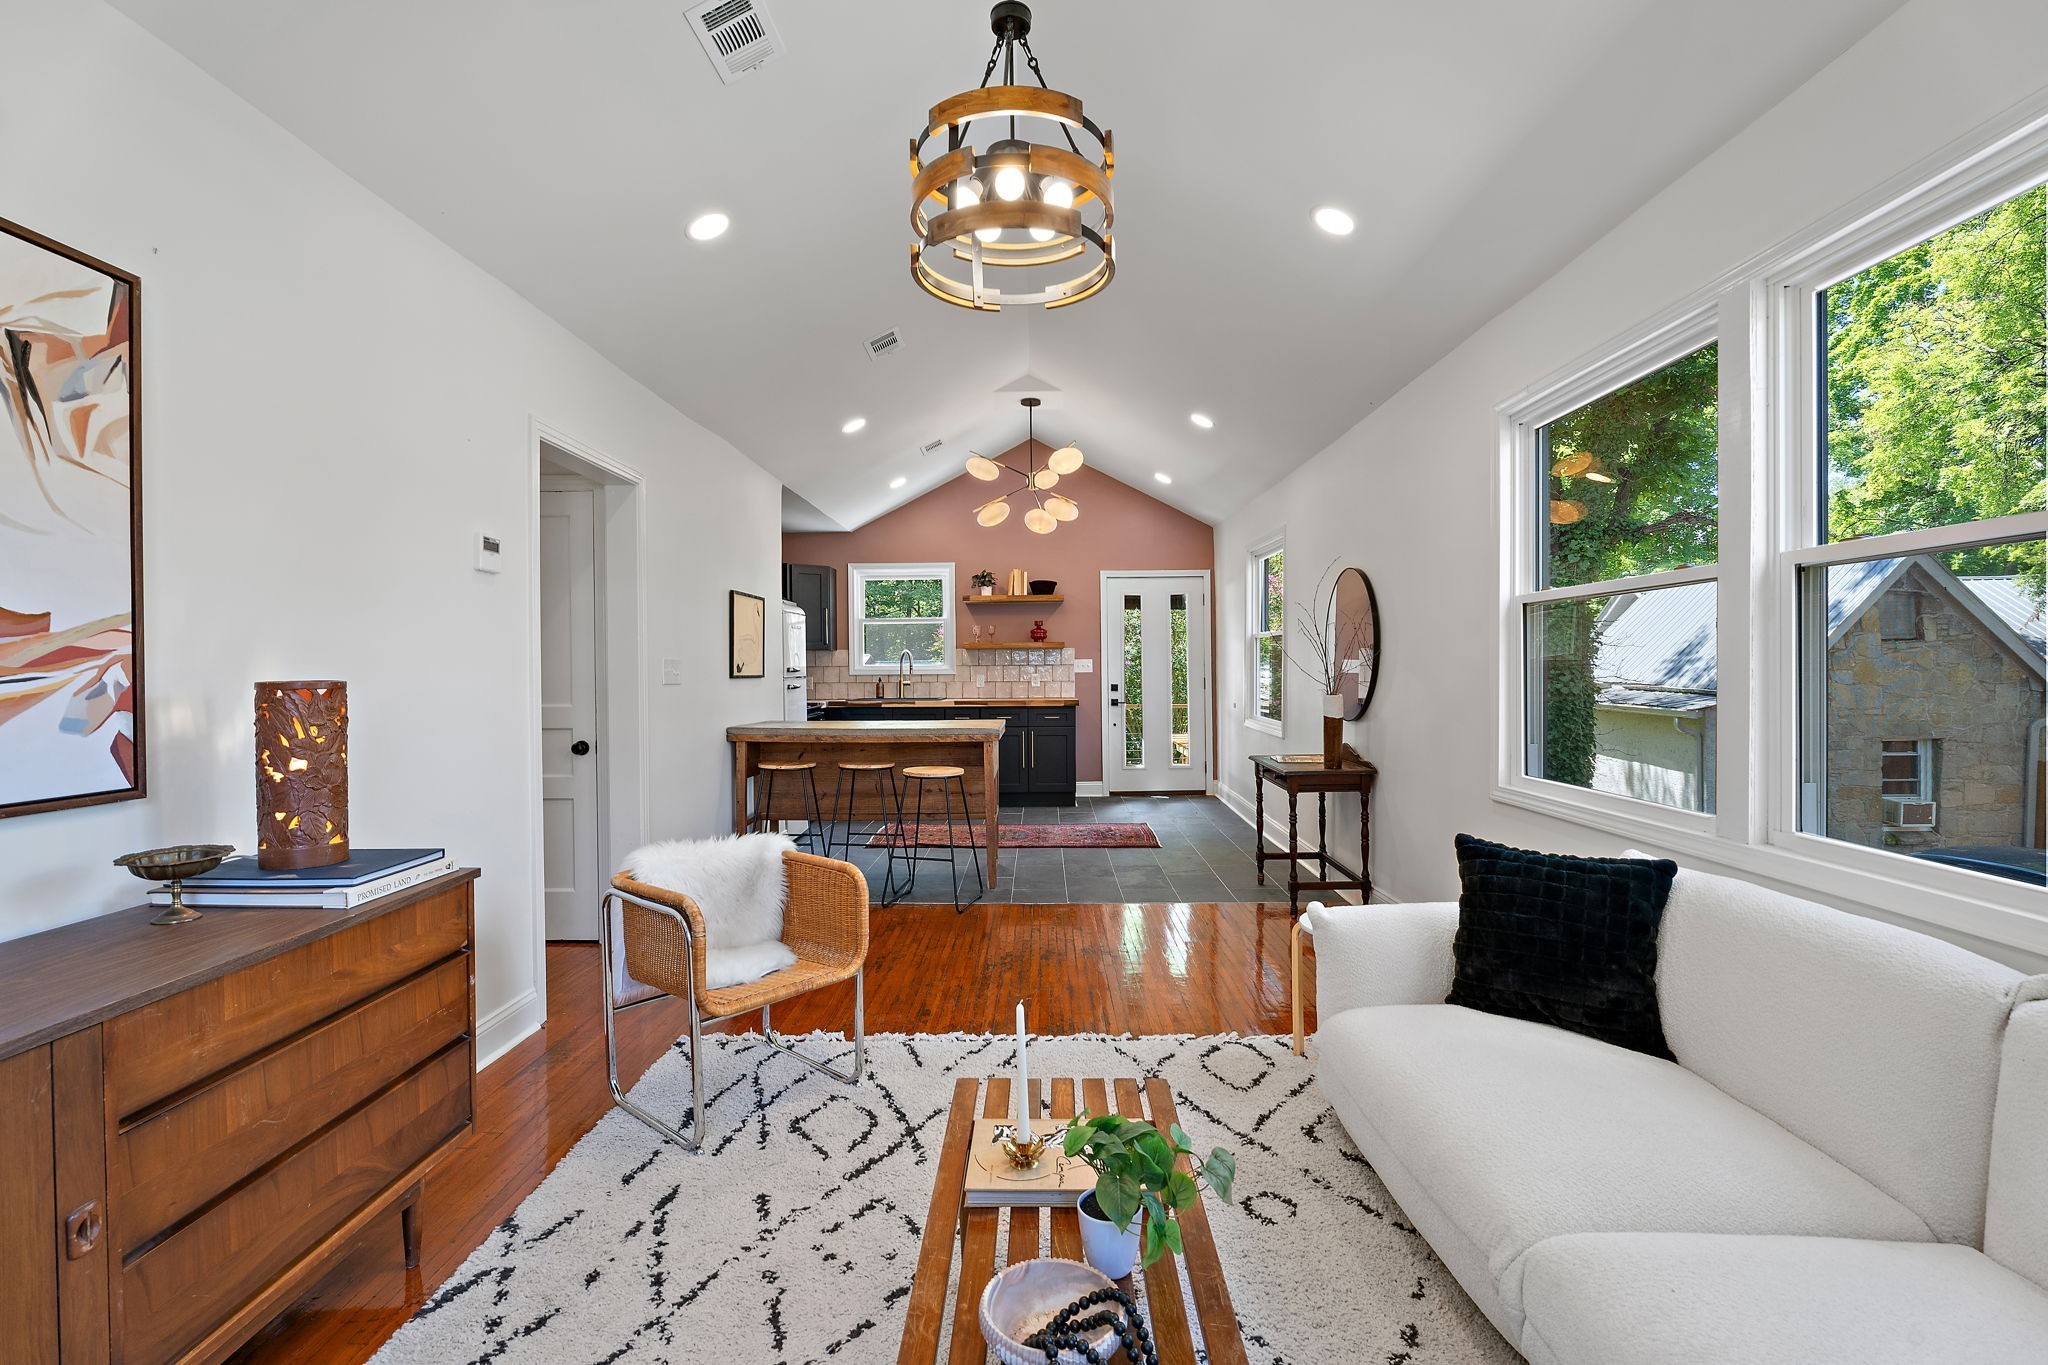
[
  {"x1": 110, "y1": 953, "x2": 470, "y2": 1254},
  {"x1": 103, "y1": 885, "x2": 471, "y2": 1116},
  {"x1": 119, "y1": 1039, "x2": 471, "y2": 1364}
]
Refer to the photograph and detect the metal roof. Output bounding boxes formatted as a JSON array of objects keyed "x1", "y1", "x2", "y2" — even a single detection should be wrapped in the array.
[{"x1": 1591, "y1": 560, "x2": 2045, "y2": 694}]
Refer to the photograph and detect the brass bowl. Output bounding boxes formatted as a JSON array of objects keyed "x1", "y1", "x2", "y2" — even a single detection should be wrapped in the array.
[{"x1": 114, "y1": 844, "x2": 236, "y2": 926}]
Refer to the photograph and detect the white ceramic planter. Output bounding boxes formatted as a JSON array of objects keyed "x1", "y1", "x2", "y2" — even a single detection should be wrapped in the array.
[
  {"x1": 1076, "y1": 1191, "x2": 1141, "y2": 1280},
  {"x1": 1323, "y1": 692, "x2": 1346, "y2": 719}
]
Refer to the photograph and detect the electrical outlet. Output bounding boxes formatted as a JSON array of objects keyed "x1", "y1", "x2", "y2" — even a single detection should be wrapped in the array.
[
  {"x1": 1073, "y1": 658, "x2": 1093, "y2": 673},
  {"x1": 661, "y1": 658, "x2": 682, "y2": 685}
]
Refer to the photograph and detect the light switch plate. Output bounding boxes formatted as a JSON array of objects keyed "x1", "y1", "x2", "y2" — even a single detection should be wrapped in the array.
[
  {"x1": 1073, "y1": 658, "x2": 1094, "y2": 673},
  {"x1": 474, "y1": 531, "x2": 503, "y2": 573},
  {"x1": 661, "y1": 658, "x2": 682, "y2": 685}
]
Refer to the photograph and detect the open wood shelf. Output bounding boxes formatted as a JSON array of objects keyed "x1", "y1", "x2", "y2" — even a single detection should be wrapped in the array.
[
  {"x1": 960, "y1": 640, "x2": 1065, "y2": 650},
  {"x1": 962, "y1": 594, "x2": 1063, "y2": 604}
]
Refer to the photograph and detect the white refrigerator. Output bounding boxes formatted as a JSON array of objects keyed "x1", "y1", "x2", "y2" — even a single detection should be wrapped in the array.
[{"x1": 781, "y1": 601, "x2": 809, "y2": 721}]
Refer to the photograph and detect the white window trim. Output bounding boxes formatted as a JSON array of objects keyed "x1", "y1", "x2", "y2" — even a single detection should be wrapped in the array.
[
  {"x1": 1496, "y1": 307, "x2": 1724, "y2": 839},
  {"x1": 846, "y1": 561, "x2": 957, "y2": 674},
  {"x1": 1246, "y1": 533, "x2": 1285, "y2": 736},
  {"x1": 1493, "y1": 92, "x2": 2048, "y2": 960}
]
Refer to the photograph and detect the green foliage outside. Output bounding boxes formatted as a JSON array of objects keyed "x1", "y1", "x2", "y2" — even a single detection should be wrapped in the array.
[
  {"x1": 1825, "y1": 182, "x2": 2046, "y2": 594},
  {"x1": 860, "y1": 575, "x2": 947, "y2": 666},
  {"x1": 1541, "y1": 345, "x2": 1719, "y2": 788}
]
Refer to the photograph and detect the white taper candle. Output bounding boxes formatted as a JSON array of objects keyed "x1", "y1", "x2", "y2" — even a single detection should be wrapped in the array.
[{"x1": 1016, "y1": 999, "x2": 1032, "y2": 1141}]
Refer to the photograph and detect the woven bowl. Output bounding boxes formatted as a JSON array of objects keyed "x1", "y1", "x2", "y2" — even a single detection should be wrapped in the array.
[{"x1": 979, "y1": 1258, "x2": 1119, "y2": 1364}]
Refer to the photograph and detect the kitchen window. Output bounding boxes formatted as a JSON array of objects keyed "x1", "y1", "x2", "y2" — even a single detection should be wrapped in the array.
[
  {"x1": 847, "y1": 562, "x2": 955, "y2": 673},
  {"x1": 1249, "y1": 539, "x2": 1285, "y2": 732}
]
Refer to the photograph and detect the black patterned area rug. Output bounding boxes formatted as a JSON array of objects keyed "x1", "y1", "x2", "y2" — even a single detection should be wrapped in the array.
[{"x1": 370, "y1": 1033, "x2": 1517, "y2": 1365}]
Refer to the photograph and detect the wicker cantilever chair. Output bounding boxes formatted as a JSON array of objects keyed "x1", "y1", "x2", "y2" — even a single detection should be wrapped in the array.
[{"x1": 599, "y1": 848, "x2": 869, "y2": 1151}]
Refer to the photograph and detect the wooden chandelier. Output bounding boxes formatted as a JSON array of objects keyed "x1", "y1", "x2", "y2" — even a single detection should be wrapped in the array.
[{"x1": 910, "y1": 2, "x2": 1114, "y2": 312}]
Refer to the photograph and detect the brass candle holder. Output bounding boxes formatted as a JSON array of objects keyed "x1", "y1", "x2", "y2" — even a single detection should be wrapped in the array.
[
  {"x1": 114, "y1": 844, "x2": 236, "y2": 926},
  {"x1": 998, "y1": 1127, "x2": 1054, "y2": 1170}
]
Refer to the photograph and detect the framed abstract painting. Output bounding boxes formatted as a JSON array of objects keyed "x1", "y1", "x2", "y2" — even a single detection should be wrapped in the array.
[
  {"x1": 730, "y1": 590, "x2": 766, "y2": 678},
  {"x1": 0, "y1": 218, "x2": 145, "y2": 818}
]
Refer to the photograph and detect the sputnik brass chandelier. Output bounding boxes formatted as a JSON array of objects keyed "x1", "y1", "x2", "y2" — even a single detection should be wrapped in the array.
[
  {"x1": 969, "y1": 397, "x2": 1082, "y2": 534},
  {"x1": 910, "y1": 2, "x2": 1114, "y2": 311}
]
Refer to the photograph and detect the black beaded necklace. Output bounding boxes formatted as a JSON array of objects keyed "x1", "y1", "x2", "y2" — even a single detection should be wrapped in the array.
[{"x1": 1018, "y1": 1286, "x2": 1159, "y2": 1365}]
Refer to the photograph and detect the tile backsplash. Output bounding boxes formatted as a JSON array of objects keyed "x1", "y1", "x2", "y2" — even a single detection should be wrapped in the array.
[{"x1": 806, "y1": 648, "x2": 1076, "y2": 701}]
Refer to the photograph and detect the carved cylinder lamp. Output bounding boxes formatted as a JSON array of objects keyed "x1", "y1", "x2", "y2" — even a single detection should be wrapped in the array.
[
  {"x1": 255, "y1": 680, "x2": 349, "y2": 870},
  {"x1": 909, "y1": 3, "x2": 1114, "y2": 312}
]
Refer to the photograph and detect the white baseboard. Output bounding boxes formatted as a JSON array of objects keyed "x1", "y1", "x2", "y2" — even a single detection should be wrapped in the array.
[
  {"x1": 476, "y1": 987, "x2": 545, "y2": 1070},
  {"x1": 1076, "y1": 781, "x2": 1107, "y2": 797}
]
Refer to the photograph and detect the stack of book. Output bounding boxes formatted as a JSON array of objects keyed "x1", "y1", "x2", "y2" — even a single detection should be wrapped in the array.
[{"x1": 146, "y1": 847, "x2": 455, "y2": 910}]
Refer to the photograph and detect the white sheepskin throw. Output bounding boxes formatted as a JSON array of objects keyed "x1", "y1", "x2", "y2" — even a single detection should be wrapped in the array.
[{"x1": 619, "y1": 834, "x2": 798, "y2": 990}]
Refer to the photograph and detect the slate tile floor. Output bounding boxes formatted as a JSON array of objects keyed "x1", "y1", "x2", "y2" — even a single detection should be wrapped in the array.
[{"x1": 818, "y1": 794, "x2": 1305, "y2": 907}]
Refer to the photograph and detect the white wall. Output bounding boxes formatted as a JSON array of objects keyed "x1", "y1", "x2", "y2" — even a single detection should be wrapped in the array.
[
  {"x1": 0, "y1": 2, "x2": 786, "y2": 1058},
  {"x1": 1215, "y1": 0, "x2": 2048, "y2": 974}
]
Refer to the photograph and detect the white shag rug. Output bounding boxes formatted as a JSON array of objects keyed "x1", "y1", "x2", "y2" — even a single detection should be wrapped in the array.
[{"x1": 371, "y1": 1033, "x2": 1519, "y2": 1365}]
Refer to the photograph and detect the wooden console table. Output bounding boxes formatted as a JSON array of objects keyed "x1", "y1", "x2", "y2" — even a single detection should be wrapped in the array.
[
  {"x1": 1251, "y1": 754, "x2": 1376, "y2": 915},
  {"x1": 0, "y1": 870, "x2": 478, "y2": 1363}
]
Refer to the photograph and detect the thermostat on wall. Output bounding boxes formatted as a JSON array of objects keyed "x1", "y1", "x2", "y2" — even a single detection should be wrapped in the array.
[{"x1": 475, "y1": 532, "x2": 503, "y2": 573}]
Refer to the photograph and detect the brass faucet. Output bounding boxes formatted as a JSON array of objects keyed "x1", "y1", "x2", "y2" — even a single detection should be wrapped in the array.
[{"x1": 897, "y1": 649, "x2": 913, "y2": 698}]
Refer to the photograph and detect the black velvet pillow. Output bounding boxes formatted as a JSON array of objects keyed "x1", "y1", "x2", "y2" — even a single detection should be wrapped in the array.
[{"x1": 1447, "y1": 833, "x2": 1676, "y2": 1059}]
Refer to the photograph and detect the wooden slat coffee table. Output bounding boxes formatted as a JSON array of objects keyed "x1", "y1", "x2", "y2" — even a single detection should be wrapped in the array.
[{"x1": 897, "y1": 1073, "x2": 1247, "y2": 1365}]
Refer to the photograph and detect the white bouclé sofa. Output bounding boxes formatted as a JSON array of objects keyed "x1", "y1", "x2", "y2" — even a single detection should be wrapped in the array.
[{"x1": 1306, "y1": 860, "x2": 2048, "y2": 1363}]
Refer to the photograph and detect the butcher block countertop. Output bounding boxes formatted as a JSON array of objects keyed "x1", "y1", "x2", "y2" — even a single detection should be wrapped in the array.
[
  {"x1": 725, "y1": 719, "x2": 1005, "y2": 739},
  {"x1": 814, "y1": 698, "x2": 1077, "y2": 708}
]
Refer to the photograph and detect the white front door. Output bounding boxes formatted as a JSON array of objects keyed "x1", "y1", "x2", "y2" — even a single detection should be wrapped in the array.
[
  {"x1": 1102, "y1": 572, "x2": 1210, "y2": 793},
  {"x1": 540, "y1": 485, "x2": 602, "y2": 939}
]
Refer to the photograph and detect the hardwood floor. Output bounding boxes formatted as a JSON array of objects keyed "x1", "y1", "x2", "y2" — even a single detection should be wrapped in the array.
[{"x1": 228, "y1": 900, "x2": 1316, "y2": 1363}]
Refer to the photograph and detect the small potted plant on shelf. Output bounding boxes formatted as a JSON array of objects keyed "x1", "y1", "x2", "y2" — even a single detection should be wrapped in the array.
[
  {"x1": 973, "y1": 569, "x2": 998, "y2": 597},
  {"x1": 1063, "y1": 1112, "x2": 1236, "y2": 1278}
]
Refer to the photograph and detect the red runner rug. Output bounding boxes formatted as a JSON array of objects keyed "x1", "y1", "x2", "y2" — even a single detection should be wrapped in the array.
[{"x1": 865, "y1": 822, "x2": 1159, "y2": 849}]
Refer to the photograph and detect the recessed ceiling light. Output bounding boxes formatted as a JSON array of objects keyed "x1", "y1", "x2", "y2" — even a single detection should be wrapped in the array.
[
  {"x1": 1188, "y1": 412, "x2": 1214, "y2": 429},
  {"x1": 1313, "y1": 206, "x2": 1355, "y2": 237},
  {"x1": 687, "y1": 211, "x2": 730, "y2": 241},
  {"x1": 889, "y1": 475, "x2": 908, "y2": 489},
  {"x1": 1154, "y1": 472, "x2": 1173, "y2": 485},
  {"x1": 840, "y1": 416, "x2": 867, "y2": 434}
]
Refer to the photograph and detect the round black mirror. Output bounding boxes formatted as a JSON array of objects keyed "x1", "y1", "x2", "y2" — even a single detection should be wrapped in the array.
[{"x1": 1330, "y1": 567, "x2": 1380, "y2": 720}]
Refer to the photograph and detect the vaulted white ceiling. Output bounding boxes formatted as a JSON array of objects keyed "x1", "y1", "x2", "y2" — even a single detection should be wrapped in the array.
[{"x1": 113, "y1": 0, "x2": 1905, "y2": 529}]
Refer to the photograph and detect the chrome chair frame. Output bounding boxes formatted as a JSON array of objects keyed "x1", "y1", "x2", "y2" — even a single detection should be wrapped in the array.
[{"x1": 598, "y1": 887, "x2": 866, "y2": 1152}]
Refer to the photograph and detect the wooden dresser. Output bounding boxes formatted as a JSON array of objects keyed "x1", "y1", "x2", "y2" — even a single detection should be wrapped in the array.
[{"x1": 0, "y1": 869, "x2": 478, "y2": 1364}]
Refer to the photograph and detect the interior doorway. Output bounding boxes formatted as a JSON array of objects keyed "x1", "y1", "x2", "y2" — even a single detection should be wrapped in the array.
[
  {"x1": 534, "y1": 428, "x2": 646, "y2": 944},
  {"x1": 1101, "y1": 571, "x2": 1211, "y2": 794}
]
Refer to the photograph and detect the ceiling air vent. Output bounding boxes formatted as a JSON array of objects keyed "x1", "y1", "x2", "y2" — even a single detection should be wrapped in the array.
[
  {"x1": 686, "y1": 0, "x2": 785, "y2": 85},
  {"x1": 919, "y1": 439, "x2": 945, "y2": 457},
  {"x1": 863, "y1": 327, "x2": 905, "y2": 360}
]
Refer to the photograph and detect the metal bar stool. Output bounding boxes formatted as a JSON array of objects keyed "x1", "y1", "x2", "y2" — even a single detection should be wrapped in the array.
[
  {"x1": 831, "y1": 761, "x2": 905, "y2": 904},
  {"x1": 748, "y1": 760, "x2": 828, "y2": 855},
  {"x1": 896, "y1": 764, "x2": 987, "y2": 913}
]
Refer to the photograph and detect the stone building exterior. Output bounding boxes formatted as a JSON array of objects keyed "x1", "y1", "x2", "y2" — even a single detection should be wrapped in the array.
[{"x1": 1824, "y1": 560, "x2": 2046, "y2": 852}]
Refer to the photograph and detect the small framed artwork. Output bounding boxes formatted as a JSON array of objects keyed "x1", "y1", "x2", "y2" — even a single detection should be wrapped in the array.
[
  {"x1": 0, "y1": 217, "x2": 145, "y2": 818},
  {"x1": 729, "y1": 590, "x2": 766, "y2": 678}
]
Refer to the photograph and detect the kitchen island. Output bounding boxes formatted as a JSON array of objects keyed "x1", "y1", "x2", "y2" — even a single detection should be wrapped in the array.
[{"x1": 726, "y1": 719, "x2": 1006, "y2": 879}]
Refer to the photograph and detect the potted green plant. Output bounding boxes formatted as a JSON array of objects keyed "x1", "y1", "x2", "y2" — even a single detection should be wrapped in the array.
[
  {"x1": 972, "y1": 569, "x2": 998, "y2": 596},
  {"x1": 1062, "y1": 1112, "x2": 1235, "y2": 1278}
]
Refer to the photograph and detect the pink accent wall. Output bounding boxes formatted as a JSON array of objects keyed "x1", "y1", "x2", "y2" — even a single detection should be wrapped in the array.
[{"x1": 783, "y1": 443, "x2": 1216, "y2": 783}]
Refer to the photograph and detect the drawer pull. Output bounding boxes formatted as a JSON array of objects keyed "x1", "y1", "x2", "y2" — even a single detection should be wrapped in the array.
[{"x1": 65, "y1": 1201, "x2": 103, "y2": 1259}]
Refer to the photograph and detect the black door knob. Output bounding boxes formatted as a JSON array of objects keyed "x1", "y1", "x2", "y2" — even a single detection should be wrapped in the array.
[{"x1": 570, "y1": 739, "x2": 591, "y2": 756}]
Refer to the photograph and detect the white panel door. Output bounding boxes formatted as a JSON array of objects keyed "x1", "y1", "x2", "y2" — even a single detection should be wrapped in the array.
[
  {"x1": 1102, "y1": 573, "x2": 1210, "y2": 793},
  {"x1": 540, "y1": 487, "x2": 601, "y2": 939}
]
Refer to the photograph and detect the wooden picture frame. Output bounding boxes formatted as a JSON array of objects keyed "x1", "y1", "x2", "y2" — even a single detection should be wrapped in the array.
[
  {"x1": 0, "y1": 217, "x2": 146, "y2": 818},
  {"x1": 729, "y1": 590, "x2": 766, "y2": 679}
]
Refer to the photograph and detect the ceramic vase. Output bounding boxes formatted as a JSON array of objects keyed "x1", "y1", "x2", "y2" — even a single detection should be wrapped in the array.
[
  {"x1": 1322, "y1": 693, "x2": 1345, "y2": 767},
  {"x1": 1076, "y1": 1191, "x2": 1141, "y2": 1280},
  {"x1": 1030, "y1": 620, "x2": 1049, "y2": 642}
]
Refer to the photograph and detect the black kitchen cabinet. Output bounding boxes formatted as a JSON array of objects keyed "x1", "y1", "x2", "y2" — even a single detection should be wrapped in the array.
[
  {"x1": 987, "y1": 707, "x2": 1076, "y2": 806},
  {"x1": 782, "y1": 563, "x2": 837, "y2": 651}
]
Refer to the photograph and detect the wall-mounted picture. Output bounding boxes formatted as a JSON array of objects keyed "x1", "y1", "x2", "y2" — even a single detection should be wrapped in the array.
[
  {"x1": 0, "y1": 218, "x2": 144, "y2": 818},
  {"x1": 729, "y1": 590, "x2": 766, "y2": 678}
]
